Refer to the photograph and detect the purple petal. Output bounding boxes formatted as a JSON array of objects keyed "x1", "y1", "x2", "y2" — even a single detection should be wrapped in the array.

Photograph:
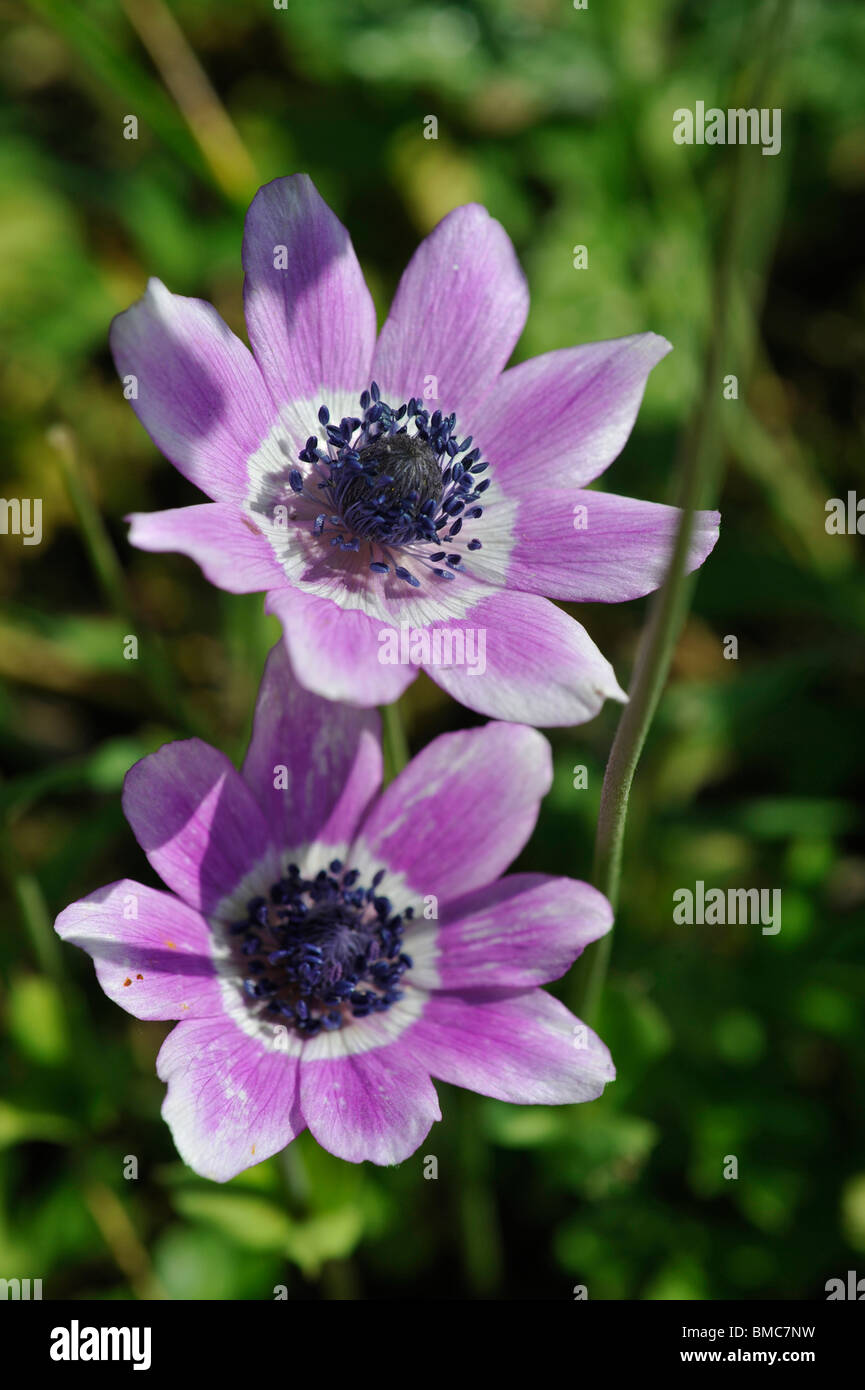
[
  {"x1": 353, "y1": 723, "x2": 551, "y2": 900},
  {"x1": 54, "y1": 879, "x2": 221, "y2": 1020},
  {"x1": 409, "y1": 988, "x2": 615, "y2": 1104},
  {"x1": 128, "y1": 502, "x2": 288, "y2": 593},
  {"x1": 157, "y1": 1017, "x2": 304, "y2": 1181},
  {"x1": 425, "y1": 591, "x2": 627, "y2": 726},
  {"x1": 242, "y1": 175, "x2": 376, "y2": 406},
  {"x1": 481, "y1": 489, "x2": 720, "y2": 601},
  {"x1": 122, "y1": 739, "x2": 272, "y2": 916},
  {"x1": 110, "y1": 277, "x2": 276, "y2": 503},
  {"x1": 241, "y1": 641, "x2": 382, "y2": 857},
  {"x1": 261, "y1": 532, "x2": 501, "y2": 629},
  {"x1": 265, "y1": 587, "x2": 418, "y2": 707},
  {"x1": 408, "y1": 874, "x2": 613, "y2": 990},
  {"x1": 371, "y1": 204, "x2": 528, "y2": 416},
  {"x1": 299, "y1": 1046, "x2": 440, "y2": 1165},
  {"x1": 470, "y1": 333, "x2": 672, "y2": 491}
]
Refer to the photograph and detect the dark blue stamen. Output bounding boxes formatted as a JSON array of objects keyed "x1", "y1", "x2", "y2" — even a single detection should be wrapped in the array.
[
  {"x1": 229, "y1": 861, "x2": 413, "y2": 1038},
  {"x1": 284, "y1": 384, "x2": 491, "y2": 591}
]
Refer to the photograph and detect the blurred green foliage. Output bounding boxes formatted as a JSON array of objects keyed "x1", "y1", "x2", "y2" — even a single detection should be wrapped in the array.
[{"x1": 1, "y1": 0, "x2": 864, "y2": 1300}]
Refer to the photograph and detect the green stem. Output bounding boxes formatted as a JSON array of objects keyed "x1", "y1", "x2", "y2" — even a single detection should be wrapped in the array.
[
  {"x1": 50, "y1": 425, "x2": 128, "y2": 617},
  {"x1": 380, "y1": 699, "x2": 410, "y2": 783},
  {"x1": 50, "y1": 424, "x2": 211, "y2": 740},
  {"x1": 278, "y1": 1143, "x2": 310, "y2": 1218},
  {"x1": 0, "y1": 815, "x2": 63, "y2": 982},
  {"x1": 571, "y1": 0, "x2": 792, "y2": 1024},
  {"x1": 455, "y1": 1090, "x2": 503, "y2": 1297}
]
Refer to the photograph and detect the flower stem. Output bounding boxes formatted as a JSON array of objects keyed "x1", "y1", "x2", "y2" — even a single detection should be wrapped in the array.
[
  {"x1": 50, "y1": 424, "x2": 128, "y2": 618},
  {"x1": 571, "y1": 0, "x2": 792, "y2": 1025},
  {"x1": 82, "y1": 1178, "x2": 168, "y2": 1300},
  {"x1": 278, "y1": 1144, "x2": 309, "y2": 1218},
  {"x1": 121, "y1": 0, "x2": 259, "y2": 204},
  {"x1": 380, "y1": 699, "x2": 410, "y2": 783},
  {"x1": 455, "y1": 1090, "x2": 503, "y2": 1296},
  {"x1": 50, "y1": 424, "x2": 211, "y2": 741},
  {"x1": 0, "y1": 799, "x2": 63, "y2": 983}
]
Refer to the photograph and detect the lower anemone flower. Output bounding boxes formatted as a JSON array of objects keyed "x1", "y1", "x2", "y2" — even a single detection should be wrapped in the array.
[
  {"x1": 113, "y1": 173, "x2": 719, "y2": 727},
  {"x1": 55, "y1": 644, "x2": 615, "y2": 1178}
]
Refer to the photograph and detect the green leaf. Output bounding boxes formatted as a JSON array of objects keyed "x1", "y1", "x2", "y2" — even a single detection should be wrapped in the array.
[
  {"x1": 0, "y1": 1100, "x2": 78, "y2": 1149},
  {"x1": 6, "y1": 974, "x2": 70, "y2": 1066},
  {"x1": 172, "y1": 1189, "x2": 293, "y2": 1253}
]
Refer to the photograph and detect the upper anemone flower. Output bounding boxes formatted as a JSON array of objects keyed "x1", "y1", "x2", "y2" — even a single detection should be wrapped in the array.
[
  {"x1": 54, "y1": 644, "x2": 615, "y2": 1178},
  {"x1": 112, "y1": 173, "x2": 719, "y2": 726}
]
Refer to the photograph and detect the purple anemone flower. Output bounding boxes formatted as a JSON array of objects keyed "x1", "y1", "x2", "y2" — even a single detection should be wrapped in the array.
[
  {"x1": 54, "y1": 644, "x2": 615, "y2": 1178},
  {"x1": 112, "y1": 173, "x2": 719, "y2": 726}
]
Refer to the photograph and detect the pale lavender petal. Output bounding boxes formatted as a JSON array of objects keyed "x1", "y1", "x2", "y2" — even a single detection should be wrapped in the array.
[
  {"x1": 110, "y1": 277, "x2": 276, "y2": 503},
  {"x1": 353, "y1": 723, "x2": 551, "y2": 900},
  {"x1": 157, "y1": 1016, "x2": 304, "y2": 1181},
  {"x1": 299, "y1": 1046, "x2": 440, "y2": 1165},
  {"x1": 128, "y1": 502, "x2": 288, "y2": 594},
  {"x1": 241, "y1": 640, "x2": 382, "y2": 856},
  {"x1": 122, "y1": 740, "x2": 272, "y2": 916},
  {"x1": 242, "y1": 174, "x2": 376, "y2": 406},
  {"x1": 371, "y1": 204, "x2": 528, "y2": 416},
  {"x1": 425, "y1": 591, "x2": 627, "y2": 726},
  {"x1": 408, "y1": 874, "x2": 613, "y2": 990},
  {"x1": 258, "y1": 515, "x2": 501, "y2": 627},
  {"x1": 470, "y1": 333, "x2": 672, "y2": 491},
  {"x1": 54, "y1": 880, "x2": 221, "y2": 1020},
  {"x1": 409, "y1": 988, "x2": 615, "y2": 1104},
  {"x1": 265, "y1": 587, "x2": 418, "y2": 707},
  {"x1": 478, "y1": 490, "x2": 720, "y2": 601}
]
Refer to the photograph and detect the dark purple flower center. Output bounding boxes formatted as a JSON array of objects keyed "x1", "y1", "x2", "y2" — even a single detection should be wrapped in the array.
[
  {"x1": 229, "y1": 860, "x2": 413, "y2": 1038},
  {"x1": 336, "y1": 432, "x2": 443, "y2": 544},
  {"x1": 287, "y1": 382, "x2": 490, "y2": 589}
]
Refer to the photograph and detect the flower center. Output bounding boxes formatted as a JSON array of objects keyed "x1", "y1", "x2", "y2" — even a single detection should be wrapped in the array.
[
  {"x1": 334, "y1": 432, "x2": 443, "y2": 544},
  {"x1": 229, "y1": 860, "x2": 413, "y2": 1038},
  {"x1": 287, "y1": 383, "x2": 490, "y2": 588}
]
